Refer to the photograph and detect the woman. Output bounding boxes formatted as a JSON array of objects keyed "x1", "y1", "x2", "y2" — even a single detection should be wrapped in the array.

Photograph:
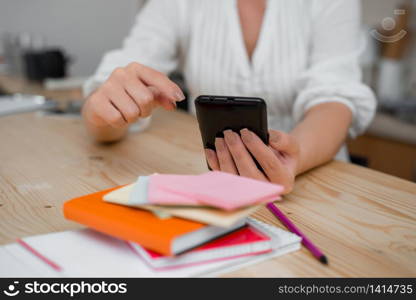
[{"x1": 82, "y1": 0, "x2": 376, "y2": 193}]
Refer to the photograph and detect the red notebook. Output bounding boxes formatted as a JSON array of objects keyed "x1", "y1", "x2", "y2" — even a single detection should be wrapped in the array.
[{"x1": 128, "y1": 225, "x2": 272, "y2": 270}]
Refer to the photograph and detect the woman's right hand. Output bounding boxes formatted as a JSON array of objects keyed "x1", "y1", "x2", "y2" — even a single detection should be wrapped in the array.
[{"x1": 82, "y1": 62, "x2": 185, "y2": 129}]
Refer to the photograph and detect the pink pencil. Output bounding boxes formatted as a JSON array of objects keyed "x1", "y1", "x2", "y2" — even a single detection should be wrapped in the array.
[{"x1": 266, "y1": 202, "x2": 328, "y2": 265}]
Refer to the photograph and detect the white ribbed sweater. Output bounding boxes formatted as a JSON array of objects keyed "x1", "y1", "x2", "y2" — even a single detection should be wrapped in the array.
[{"x1": 84, "y1": 0, "x2": 376, "y2": 159}]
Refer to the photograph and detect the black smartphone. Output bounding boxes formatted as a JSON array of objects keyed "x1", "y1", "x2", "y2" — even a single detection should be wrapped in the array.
[{"x1": 195, "y1": 95, "x2": 269, "y2": 170}]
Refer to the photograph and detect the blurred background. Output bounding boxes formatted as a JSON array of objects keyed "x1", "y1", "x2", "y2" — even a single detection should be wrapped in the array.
[{"x1": 0, "y1": 0, "x2": 415, "y2": 181}]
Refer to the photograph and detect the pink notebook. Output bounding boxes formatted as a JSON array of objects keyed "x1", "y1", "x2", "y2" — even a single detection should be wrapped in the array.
[
  {"x1": 148, "y1": 174, "x2": 199, "y2": 205},
  {"x1": 148, "y1": 171, "x2": 283, "y2": 210}
]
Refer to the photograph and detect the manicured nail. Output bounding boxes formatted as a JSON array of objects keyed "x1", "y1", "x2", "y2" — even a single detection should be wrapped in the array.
[
  {"x1": 215, "y1": 137, "x2": 225, "y2": 150},
  {"x1": 224, "y1": 130, "x2": 238, "y2": 144},
  {"x1": 205, "y1": 148, "x2": 215, "y2": 159},
  {"x1": 269, "y1": 132, "x2": 280, "y2": 143},
  {"x1": 173, "y1": 91, "x2": 185, "y2": 102},
  {"x1": 240, "y1": 128, "x2": 254, "y2": 142}
]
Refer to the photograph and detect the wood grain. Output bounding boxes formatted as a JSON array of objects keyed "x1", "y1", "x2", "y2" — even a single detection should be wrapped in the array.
[{"x1": 0, "y1": 108, "x2": 415, "y2": 277}]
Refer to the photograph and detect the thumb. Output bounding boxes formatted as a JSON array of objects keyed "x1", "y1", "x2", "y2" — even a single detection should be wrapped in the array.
[{"x1": 268, "y1": 130, "x2": 298, "y2": 154}]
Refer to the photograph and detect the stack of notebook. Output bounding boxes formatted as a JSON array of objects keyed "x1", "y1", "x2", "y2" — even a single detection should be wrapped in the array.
[
  {"x1": 58, "y1": 171, "x2": 301, "y2": 274},
  {"x1": 0, "y1": 172, "x2": 302, "y2": 277}
]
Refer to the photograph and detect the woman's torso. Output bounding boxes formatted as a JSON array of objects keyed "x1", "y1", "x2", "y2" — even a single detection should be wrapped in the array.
[{"x1": 179, "y1": 0, "x2": 311, "y2": 132}]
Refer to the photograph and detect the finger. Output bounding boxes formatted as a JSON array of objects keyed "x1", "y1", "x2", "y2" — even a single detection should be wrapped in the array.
[
  {"x1": 204, "y1": 148, "x2": 220, "y2": 170},
  {"x1": 123, "y1": 79, "x2": 157, "y2": 118},
  {"x1": 215, "y1": 137, "x2": 238, "y2": 174},
  {"x1": 103, "y1": 82, "x2": 140, "y2": 123},
  {"x1": 268, "y1": 130, "x2": 298, "y2": 154},
  {"x1": 94, "y1": 96, "x2": 127, "y2": 128},
  {"x1": 126, "y1": 62, "x2": 185, "y2": 104},
  {"x1": 124, "y1": 73, "x2": 175, "y2": 113},
  {"x1": 240, "y1": 128, "x2": 285, "y2": 182},
  {"x1": 223, "y1": 130, "x2": 267, "y2": 180},
  {"x1": 148, "y1": 86, "x2": 176, "y2": 111},
  {"x1": 109, "y1": 66, "x2": 163, "y2": 115}
]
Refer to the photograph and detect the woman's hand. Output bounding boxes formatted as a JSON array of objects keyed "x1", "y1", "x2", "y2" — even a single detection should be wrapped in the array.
[
  {"x1": 83, "y1": 62, "x2": 185, "y2": 129},
  {"x1": 204, "y1": 129, "x2": 300, "y2": 194}
]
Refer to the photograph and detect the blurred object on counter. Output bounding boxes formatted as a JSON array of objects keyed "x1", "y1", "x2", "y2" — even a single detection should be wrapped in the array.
[
  {"x1": 2, "y1": 32, "x2": 45, "y2": 77},
  {"x1": 0, "y1": 74, "x2": 82, "y2": 104},
  {"x1": 23, "y1": 48, "x2": 69, "y2": 81},
  {"x1": 44, "y1": 76, "x2": 88, "y2": 91},
  {"x1": 2, "y1": 32, "x2": 26, "y2": 76},
  {"x1": 0, "y1": 94, "x2": 56, "y2": 117},
  {"x1": 377, "y1": 59, "x2": 405, "y2": 101},
  {"x1": 380, "y1": 96, "x2": 416, "y2": 124},
  {"x1": 375, "y1": 2, "x2": 412, "y2": 103},
  {"x1": 1, "y1": 31, "x2": 70, "y2": 82},
  {"x1": 44, "y1": 99, "x2": 83, "y2": 116}
]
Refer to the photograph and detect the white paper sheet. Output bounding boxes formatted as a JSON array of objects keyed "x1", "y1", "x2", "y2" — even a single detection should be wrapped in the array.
[{"x1": 0, "y1": 220, "x2": 300, "y2": 277}]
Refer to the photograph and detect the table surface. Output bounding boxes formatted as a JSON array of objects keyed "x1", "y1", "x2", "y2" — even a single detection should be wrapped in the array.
[{"x1": 0, "y1": 109, "x2": 415, "y2": 277}]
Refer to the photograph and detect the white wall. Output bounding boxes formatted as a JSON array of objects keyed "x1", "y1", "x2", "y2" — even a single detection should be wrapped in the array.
[{"x1": 0, "y1": 0, "x2": 144, "y2": 76}]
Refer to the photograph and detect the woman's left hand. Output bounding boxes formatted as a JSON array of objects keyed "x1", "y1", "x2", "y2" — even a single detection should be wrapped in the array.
[{"x1": 204, "y1": 129, "x2": 300, "y2": 194}]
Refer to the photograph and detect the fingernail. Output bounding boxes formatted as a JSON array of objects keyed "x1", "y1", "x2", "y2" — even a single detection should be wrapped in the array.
[
  {"x1": 173, "y1": 91, "x2": 185, "y2": 102},
  {"x1": 240, "y1": 128, "x2": 254, "y2": 142},
  {"x1": 215, "y1": 137, "x2": 225, "y2": 150},
  {"x1": 269, "y1": 132, "x2": 280, "y2": 143},
  {"x1": 205, "y1": 148, "x2": 215, "y2": 158},
  {"x1": 224, "y1": 130, "x2": 238, "y2": 144}
]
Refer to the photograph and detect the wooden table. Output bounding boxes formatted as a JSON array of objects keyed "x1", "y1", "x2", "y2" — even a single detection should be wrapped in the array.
[{"x1": 0, "y1": 109, "x2": 415, "y2": 277}]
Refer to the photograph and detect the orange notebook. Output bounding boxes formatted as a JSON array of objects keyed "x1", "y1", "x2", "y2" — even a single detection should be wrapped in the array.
[{"x1": 63, "y1": 187, "x2": 244, "y2": 256}]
